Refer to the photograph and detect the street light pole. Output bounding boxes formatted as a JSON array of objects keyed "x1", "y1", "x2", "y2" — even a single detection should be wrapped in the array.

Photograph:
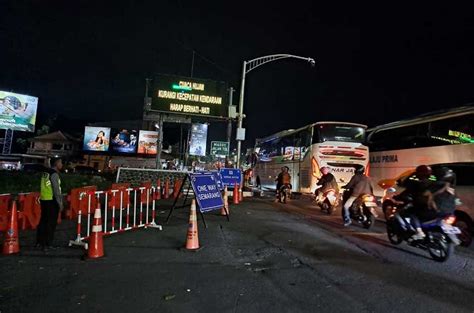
[
  {"x1": 236, "y1": 54, "x2": 315, "y2": 169},
  {"x1": 236, "y1": 61, "x2": 247, "y2": 168}
]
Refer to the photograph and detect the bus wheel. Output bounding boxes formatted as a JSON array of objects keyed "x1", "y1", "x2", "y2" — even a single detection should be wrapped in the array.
[{"x1": 455, "y1": 218, "x2": 472, "y2": 247}]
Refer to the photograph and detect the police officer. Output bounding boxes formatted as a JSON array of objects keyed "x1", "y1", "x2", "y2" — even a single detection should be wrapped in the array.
[{"x1": 36, "y1": 157, "x2": 64, "y2": 250}]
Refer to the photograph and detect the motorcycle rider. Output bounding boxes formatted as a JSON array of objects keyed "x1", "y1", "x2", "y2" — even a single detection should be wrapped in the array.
[
  {"x1": 430, "y1": 166, "x2": 461, "y2": 245},
  {"x1": 275, "y1": 166, "x2": 291, "y2": 202},
  {"x1": 397, "y1": 165, "x2": 435, "y2": 240},
  {"x1": 431, "y1": 167, "x2": 457, "y2": 216},
  {"x1": 342, "y1": 165, "x2": 373, "y2": 226},
  {"x1": 315, "y1": 166, "x2": 339, "y2": 199}
]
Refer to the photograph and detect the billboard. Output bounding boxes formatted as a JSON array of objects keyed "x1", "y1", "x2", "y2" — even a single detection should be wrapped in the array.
[
  {"x1": 83, "y1": 126, "x2": 111, "y2": 152},
  {"x1": 0, "y1": 91, "x2": 38, "y2": 132},
  {"x1": 110, "y1": 129, "x2": 138, "y2": 153},
  {"x1": 138, "y1": 130, "x2": 158, "y2": 154},
  {"x1": 189, "y1": 123, "x2": 208, "y2": 156},
  {"x1": 151, "y1": 74, "x2": 227, "y2": 118}
]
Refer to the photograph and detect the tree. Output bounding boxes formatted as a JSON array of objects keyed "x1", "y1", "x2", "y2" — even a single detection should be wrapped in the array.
[
  {"x1": 36, "y1": 125, "x2": 50, "y2": 136},
  {"x1": 15, "y1": 138, "x2": 29, "y2": 153}
]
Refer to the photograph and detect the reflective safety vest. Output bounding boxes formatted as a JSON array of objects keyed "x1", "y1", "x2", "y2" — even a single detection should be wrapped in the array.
[{"x1": 40, "y1": 172, "x2": 61, "y2": 201}]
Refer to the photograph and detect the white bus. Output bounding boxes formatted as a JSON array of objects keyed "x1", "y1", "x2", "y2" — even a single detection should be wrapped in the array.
[
  {"x1": 366, "y1": 106, "x2": 473, "y2": 245},
  {"x1": 249, "y1": 122, "x2": 369, "y2": 194}
]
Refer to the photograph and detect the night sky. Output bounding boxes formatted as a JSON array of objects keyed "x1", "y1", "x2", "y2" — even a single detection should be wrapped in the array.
[{"x1": 2, "y1": 1, "x2": 474, "y2": 148}]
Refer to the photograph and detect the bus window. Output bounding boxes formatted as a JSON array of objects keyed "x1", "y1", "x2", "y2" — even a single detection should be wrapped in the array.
[
  {"x1": 429, "y1": 114, "x2": 473, "y2": 145},
  {"x1": 435, "y1": 163, "x2": 474, "y2": 187},
  {"x1": 313, "y1": 124, "x2": 365, "y2": 144},
  {"x1": 369, "y1": 123, "x2": 429, "y2": 151}
]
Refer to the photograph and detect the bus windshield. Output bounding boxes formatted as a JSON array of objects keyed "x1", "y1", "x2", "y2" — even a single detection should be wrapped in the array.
[{"x1": 315, "y1": 124, "x2": 365, "y2": 143}]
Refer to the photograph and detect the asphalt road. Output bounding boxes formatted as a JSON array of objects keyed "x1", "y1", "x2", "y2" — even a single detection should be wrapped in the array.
[{"x1": 1, "y1": 196, "x2": 473, "y2": 313}]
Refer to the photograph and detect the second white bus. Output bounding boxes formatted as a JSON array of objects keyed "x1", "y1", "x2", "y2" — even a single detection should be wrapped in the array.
[{"x1": 249, "y1": 121, "x2": 369, "y2": 194}]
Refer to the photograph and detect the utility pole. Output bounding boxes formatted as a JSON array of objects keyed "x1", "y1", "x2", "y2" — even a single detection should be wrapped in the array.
[
  {"x1": 155, "y1": 114, "x2": 163, "y2": 169},
  {"x1": 227, "y1": 87, "x2": 234, "y2": 144}
]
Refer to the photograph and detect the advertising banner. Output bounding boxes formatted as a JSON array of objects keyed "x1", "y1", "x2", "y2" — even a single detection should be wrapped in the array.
[
  {"x1": 189, "y1": 173, "x2": 224, "y2": 213},
  {"x1": 0, "y1": 91, "x2": 38, "y2": 132},
  {"x1": 138, "y1": 130, "x2": 158, "y2": 154},
  {"x1": 283, "y1": 146, "x2": 294, "y2": 161},
  {"x1": 189, "y1": 123, "x2": 208, "y2": 156},
  {"x1": 83, "y1": 126, "x2": 111, "y2": 152},
  {"x1": 110, "y1": 129, "x2": 138, "y2": 153},
  {"x1": 152, "y1": 74, "x2": 227, "y2": 118},
  {"x1": 219, "y1": 168, "x2": 242, "y2": 187}
]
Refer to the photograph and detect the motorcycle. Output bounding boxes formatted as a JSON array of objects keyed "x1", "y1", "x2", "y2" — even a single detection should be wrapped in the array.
[
  {"x1": 278, "y1": 183, "x2": 291, "y2": 204},
  {"x1": 384, "y1": 198, "x2": 461, "y2": 262},
  {"x1": 342, "y1": 189, "x2": 378, "y2": 229},
  {"x1": 314, "y1": 187, "x2": 339, "y2": 215}
]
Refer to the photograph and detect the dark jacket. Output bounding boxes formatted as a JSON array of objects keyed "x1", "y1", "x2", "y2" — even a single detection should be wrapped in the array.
[
  {"x1": 430, "y1": 181, "x2": 456, "y2": 214},
  {"x1": 344, "y1": 173, "x2": 373, "y2": 197},
  {"x1": 276, "y1": 172, "x2": 291, "y2": 185},
  {"x1": 317, "y1": 173, "x2": 339, "y2": 194},
  {"x1": 399, "y1": 178, "x2": 433, "y2": 212}
]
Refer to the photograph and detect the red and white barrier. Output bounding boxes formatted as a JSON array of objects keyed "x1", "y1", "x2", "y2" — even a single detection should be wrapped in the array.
[{"x1": 68, "y1": 186, "x2": 162, "y2": 249}]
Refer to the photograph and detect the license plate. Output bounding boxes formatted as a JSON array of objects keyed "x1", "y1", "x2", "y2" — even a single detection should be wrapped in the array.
[
  {"x1": 442, "y1": 225, "x2": 461, "y2": 234},
  {"x1": 364, "y1": 201, "x2": 377, "y2": 207}
]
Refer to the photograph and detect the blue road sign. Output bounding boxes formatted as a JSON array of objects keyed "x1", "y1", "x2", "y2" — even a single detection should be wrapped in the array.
[
  {"x1": 189, "y1": 173, "x2": 224, "y2": 213},
  {"x1": 193, "y1": 170, "x2": 224, "y2": 191},
  {"x1": 219, "y1": 168, "x2": 242, "y2": 187},
  {"x1": 210, "y1": 170, "x2": 224, "y2": 191}
]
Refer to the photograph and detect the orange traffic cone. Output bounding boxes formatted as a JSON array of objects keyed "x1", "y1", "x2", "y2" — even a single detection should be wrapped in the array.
[
  {"x1": 164, "y1": 178, "x2": 170, "y2": 199},
  {"x1": 2, "y1": 201, "x2": 20, "y2": 255},
  {"x1": 221, "y1": 187, "x2": 229, "y2": 216},
  {"x1": 185, "y1": 199, "x2": 199, "y2": 250},
  {"x1": 156, "y1": 179, "x2": 161, "y2": 201},
  {"x1": 173, "y1": 179, "x2": 181, "y2": 199},
  {"x1": 88, "y1": 202, "x2": 104, "y2": 259},
  {"x1": 233, "y1": 183, "x2": 239, "y2": 205}
]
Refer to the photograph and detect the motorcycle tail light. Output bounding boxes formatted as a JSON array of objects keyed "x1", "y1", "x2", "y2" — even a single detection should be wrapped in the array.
[{"x1": 444, "y1": 216, "x2": 456, "y2": 225}]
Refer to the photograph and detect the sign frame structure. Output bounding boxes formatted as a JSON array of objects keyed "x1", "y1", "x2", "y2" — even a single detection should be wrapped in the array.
[
  {"x1": 210, "y1": 141, "x2": 229, "y2": 157},
  {"x1": 219, "y1": 168, "x2": 242, "y2": 188},
  {"x1": 151, "y1": 74, "x2": 228, "y2": 119},
  {"x1": 165, "y1": 173, "x2": 229, "y2": 227}
]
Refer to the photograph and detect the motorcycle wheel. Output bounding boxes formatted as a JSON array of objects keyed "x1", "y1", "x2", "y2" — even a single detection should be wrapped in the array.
[
  {"x1": 386, "y1": 223, "x2": 403, "y2": 245},
  {"x1": 281, "y1": 189, "x2": 287, "y2": 204},
  {"x1": 427, "y1": 232, "x2": 453, "y2": 262},
  {"x1": 320, "y1": 202, "x2": 327, "y2": 212},
  {"x1": 323, "y1": 199, "x2": 334, "y2": 215},
  {"x1": 362, "y1": 213, "x2": 375, "y2": 229}
]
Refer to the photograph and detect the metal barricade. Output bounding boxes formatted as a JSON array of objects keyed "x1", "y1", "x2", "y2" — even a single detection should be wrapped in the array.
[{"x1": 69, "y1": 187, "x2": 162, "y2": 249}]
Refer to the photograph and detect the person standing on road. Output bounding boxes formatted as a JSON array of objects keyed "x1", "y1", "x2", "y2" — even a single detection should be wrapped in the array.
[{"x1": 36, "y1": 157, "x2": 64, "y2": 250}]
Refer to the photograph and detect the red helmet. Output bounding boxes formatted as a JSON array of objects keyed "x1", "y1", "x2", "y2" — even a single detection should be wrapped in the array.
[{"x1": 415, "y1": 165, "x2": 432, "y2": 179}]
